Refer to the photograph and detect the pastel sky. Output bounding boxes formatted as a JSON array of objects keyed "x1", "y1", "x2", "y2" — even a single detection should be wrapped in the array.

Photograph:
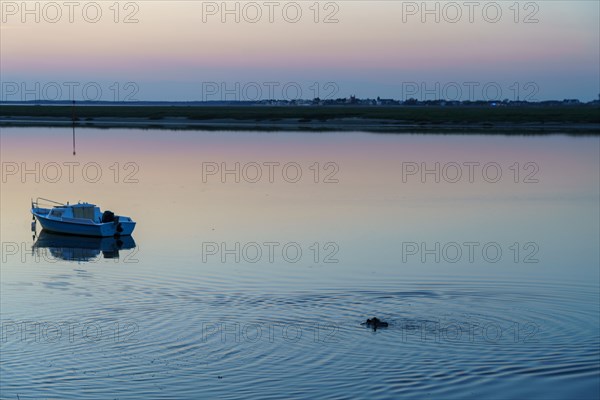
[{"x1": 1, "y1": 1, "x2": 599, "y2": 101}]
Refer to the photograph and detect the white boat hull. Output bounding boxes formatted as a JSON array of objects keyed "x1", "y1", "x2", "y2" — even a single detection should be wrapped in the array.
[{"x1": 32, "y1": 209, "x2": 136, "y2": 237}]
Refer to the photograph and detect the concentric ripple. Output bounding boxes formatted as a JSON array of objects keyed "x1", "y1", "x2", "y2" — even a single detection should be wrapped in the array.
[{"x1": 2, "y1": 271, "x2": 598, "y2": 399}]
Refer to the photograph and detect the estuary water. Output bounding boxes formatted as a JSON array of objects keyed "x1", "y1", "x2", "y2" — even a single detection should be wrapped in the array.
[{"x1": 1, "y1": 128, "x2": 599, "y2": 399}]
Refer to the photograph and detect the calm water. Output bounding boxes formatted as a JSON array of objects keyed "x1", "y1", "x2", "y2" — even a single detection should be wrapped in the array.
[{"x1": 1, "y1": 128, "x2": 599, "y2": 399}]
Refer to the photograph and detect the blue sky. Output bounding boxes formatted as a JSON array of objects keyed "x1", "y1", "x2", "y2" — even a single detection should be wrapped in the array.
[{"x1": 1, "y1": 1, "x2": 599, "y2": 101}]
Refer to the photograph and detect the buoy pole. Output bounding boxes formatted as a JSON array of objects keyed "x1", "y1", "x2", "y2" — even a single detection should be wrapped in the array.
[{"x1": 72, "y1": 100, "x2": 76, "y2": 156}]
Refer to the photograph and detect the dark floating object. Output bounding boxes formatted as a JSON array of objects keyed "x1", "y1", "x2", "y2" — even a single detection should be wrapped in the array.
[{"x1": 361, "y1": 317, "x2": 389, "y2": 330}]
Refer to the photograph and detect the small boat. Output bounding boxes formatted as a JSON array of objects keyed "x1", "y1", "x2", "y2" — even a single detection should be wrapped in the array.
[{"x1": 31, "y1": 198, "x2": 136, "y2": 237}]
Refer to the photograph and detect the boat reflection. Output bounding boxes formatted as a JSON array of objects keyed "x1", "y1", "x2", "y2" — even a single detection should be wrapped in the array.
[{"x1": 33, "y1": 230, "x2": 136, "y2": 262}]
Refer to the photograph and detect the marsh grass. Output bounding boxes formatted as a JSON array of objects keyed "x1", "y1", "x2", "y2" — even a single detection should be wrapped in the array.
[{"x1": 1, "y1": 105, "x2": 598, "y2": 124}]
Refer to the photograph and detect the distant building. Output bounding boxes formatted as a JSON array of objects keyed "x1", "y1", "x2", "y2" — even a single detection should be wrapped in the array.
[{"x1": 377, "y1": 96, "x2": 400, "y2": 106}]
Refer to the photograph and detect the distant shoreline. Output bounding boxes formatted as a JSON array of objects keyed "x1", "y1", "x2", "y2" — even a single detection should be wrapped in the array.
[{"x1": 1, "y1": 105, "x2": 598, "y2": 134}]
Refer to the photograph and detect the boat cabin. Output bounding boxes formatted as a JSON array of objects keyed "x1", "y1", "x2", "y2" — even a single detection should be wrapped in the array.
[{"x1": 48, "y1": 203, "x2": 103, "y2": 223}]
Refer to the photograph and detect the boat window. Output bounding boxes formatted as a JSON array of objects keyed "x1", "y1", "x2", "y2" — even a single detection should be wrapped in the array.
[
  {"x1": 50, "y1": 209, "x2": 64, "y2": 217},
  {"x1": 73, "y1": 206, "x2": 95, "y2": 220}
]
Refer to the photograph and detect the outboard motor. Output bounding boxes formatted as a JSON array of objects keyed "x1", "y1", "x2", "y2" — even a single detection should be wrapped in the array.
[
  {"x1": 115, "y1": 216, "x2": 123, "y2": 233},
  {"x1": 101, "y1": 210, "x2": 115, "y2": 223}
]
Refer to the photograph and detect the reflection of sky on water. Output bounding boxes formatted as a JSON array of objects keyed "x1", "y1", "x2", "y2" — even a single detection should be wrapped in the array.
[
  {"x1": 2, "y1": 128, "x2": 598, "y2": 284},
  {"x1": 1, "y1": 128, "x2": 598, "y2": 399}
]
